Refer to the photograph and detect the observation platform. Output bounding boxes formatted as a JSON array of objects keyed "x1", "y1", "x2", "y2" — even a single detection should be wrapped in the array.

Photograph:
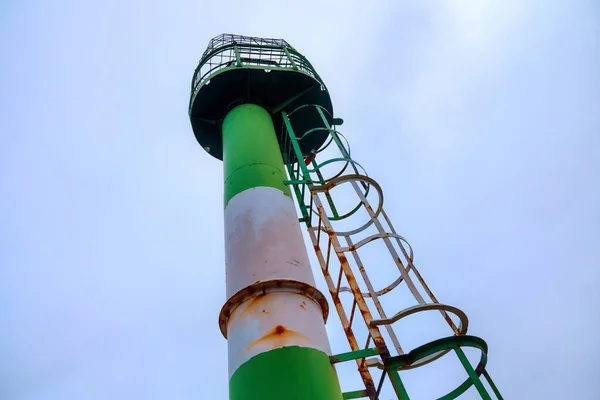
[{"x1": 188, "y1": 34, "x2": 334, "y2": 162}]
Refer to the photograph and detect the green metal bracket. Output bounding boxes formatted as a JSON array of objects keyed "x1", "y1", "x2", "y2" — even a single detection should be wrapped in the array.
[
  {"x1": 482, "y1": 369, "x2": 504, "y2": 399},
  {"x1": 283, "y1": 179, "x2": 309, "y2": 185},
  {"x1": 281, "y1": 108, "x2": 369, "y2": 225},
  {"x1": 233, "y1": 43, "x2": 242, "y2": 67},
  {"x1": 283, "y1": 46, "x2": 299, "y2": 71},
  {"x1": 386, "y1": 369, "x2": 410, "y2": 400},
  {"x1": 330, "y1": 347, "x2": 379, "y2": 364},
  {"x1": 454, "y1": 346, "x2": 491, "y2": 400},
  {"x1": 342, "y1": 390, "x2": 369, "y2": 399}
]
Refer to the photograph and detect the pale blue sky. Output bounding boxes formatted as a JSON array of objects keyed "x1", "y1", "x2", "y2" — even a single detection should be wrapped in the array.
[{"x1": 1, "y1": 1, "x2": 599, "y2": 399}]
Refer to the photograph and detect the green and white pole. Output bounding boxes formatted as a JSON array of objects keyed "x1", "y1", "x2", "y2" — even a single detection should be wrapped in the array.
[{"x1": 218, "y1": 104, "x2": 343, "y2": 400}]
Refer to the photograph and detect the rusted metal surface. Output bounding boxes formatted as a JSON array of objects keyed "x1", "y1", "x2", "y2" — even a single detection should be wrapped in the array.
[
  {"x1": 348, "y1": 178, "x2": 427, "y2": 305},
  {"x1": 218, "y1": 279, "x2": 329, "y2": 338},
  {"x1": 221, "y1": 185, "x2": 340, "y2": 380},
  {"x1": 380, "y1": 208, "x2": 460, "y2": 334},
  {"x1": 344, "y1": 234, "x2": 404, "y2": 355},
  {"x1": 337, "y1": 231, "x2": 415, "y2": 298},
  {"x1": 337, "y1": 233, "x2": 407, "y2": 253},
  {"x1": 369, "y1": 303, "x2": 468, "y2": 370},
  {"x1": 313, "y1": 195, "x2": 392, "y2": 391},
  {"x1": 339, "y1": 273, "x2": 406, "y2": 297},
  {"x1": 307, "y1": 171, "x2": 469, "y2": 397},
  {"x1": 307, "y1": 227, "x2": 377, "y2": 399},
  {"x1": 226, "y1": 289, "x2": 332, "y2": 379},
  {"x1": 245, "y1": 324, "x2": 309, "y2": 351},
  {"x1": 310, "y1": 174, "x2": 383, "y2": 237}
]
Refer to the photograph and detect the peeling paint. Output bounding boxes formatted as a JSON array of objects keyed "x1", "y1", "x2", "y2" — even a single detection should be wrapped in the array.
[
  {"x1": 227, "y1": 290, "x2": 331, "y2": 379},
  {"x1": 224, "y1": 187, "x2": 318, "y2": 298}
]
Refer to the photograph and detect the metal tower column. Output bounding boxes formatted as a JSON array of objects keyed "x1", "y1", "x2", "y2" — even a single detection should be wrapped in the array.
[
  {"x1": 221, "y1": 103, "x2": 342, "y2": 399},
  {"x1": 189, "y1": 34, "x2": 344, "y2": 400}
]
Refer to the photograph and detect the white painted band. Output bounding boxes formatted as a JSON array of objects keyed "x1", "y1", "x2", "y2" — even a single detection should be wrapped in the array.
[
  {"x1": 227, "y1": 290, "x2": 332, "y2": 378},
  {"x1": 224, "y1": 186, "x2": 317, "y2": 298}
]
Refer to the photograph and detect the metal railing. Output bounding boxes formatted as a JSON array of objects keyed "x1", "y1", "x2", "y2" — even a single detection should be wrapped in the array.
[{"x1": 190, "y1": 35, "x2": 324, "y2": 112}]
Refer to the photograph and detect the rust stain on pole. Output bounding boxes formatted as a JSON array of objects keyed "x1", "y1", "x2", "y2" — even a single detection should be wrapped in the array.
[
  {"x1": 244, "y1": 325, "x2": 309, "y2": 352},
  {"x1": 240, "y1": 293, "x2": 268, "y2": 318}
]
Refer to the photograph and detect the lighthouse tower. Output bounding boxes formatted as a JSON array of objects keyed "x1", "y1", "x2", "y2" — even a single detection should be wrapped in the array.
[{"x1": 189, "y1": 33, "x2": 503, "y2": 400}]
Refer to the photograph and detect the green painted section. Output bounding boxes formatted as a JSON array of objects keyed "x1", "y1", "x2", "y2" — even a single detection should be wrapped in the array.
[
  {"x1": 222, "y1": 104, "x2": 291, "y2": 207},
  {"x1": 229, "y1": 346, "x2": 343, "y2": 400}
]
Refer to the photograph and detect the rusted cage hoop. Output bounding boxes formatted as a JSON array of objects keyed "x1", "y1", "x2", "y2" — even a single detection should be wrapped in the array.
[
  {"x1": 311, "y1": 174, "x2": 383, "y2": 237},
  {"x1": 218, "y1": 280, "x2": 329, "y2": 338},
  {"x1": 337, "y1": 233, "x2": 415, "y2": 297},
  {"x1": 338, "y1": 233, "x2": 414, "y2": 260},
  {"x1": 306, "y1": 159, "x2": 371, "y2": 222},
  {"x1": 368, "y1": 303, "x2": 469, "y2": 370}
]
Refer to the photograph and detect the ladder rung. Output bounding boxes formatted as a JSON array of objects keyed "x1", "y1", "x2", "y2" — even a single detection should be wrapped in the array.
[
  {"x1": 342, "y1": 389, "x2": 369, "y2": 399},
  {"x1": 330, "y1": 347, "x2": 379, "y2": 364}
]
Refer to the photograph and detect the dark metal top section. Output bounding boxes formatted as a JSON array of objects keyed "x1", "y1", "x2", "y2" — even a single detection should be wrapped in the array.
[{"x1": 188, "y1": 33, "x2": 334, "y2": 162}]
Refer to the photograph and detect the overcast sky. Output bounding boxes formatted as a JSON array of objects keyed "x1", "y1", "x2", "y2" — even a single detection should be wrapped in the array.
[{"x1": 1, "y1": 0, "x2": 599, "y2": 399}]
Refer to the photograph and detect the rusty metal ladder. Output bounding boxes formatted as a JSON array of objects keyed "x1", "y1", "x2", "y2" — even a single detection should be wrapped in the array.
[{"x1": 281, "y1": 105, "x2": 504, "y2": 400}]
